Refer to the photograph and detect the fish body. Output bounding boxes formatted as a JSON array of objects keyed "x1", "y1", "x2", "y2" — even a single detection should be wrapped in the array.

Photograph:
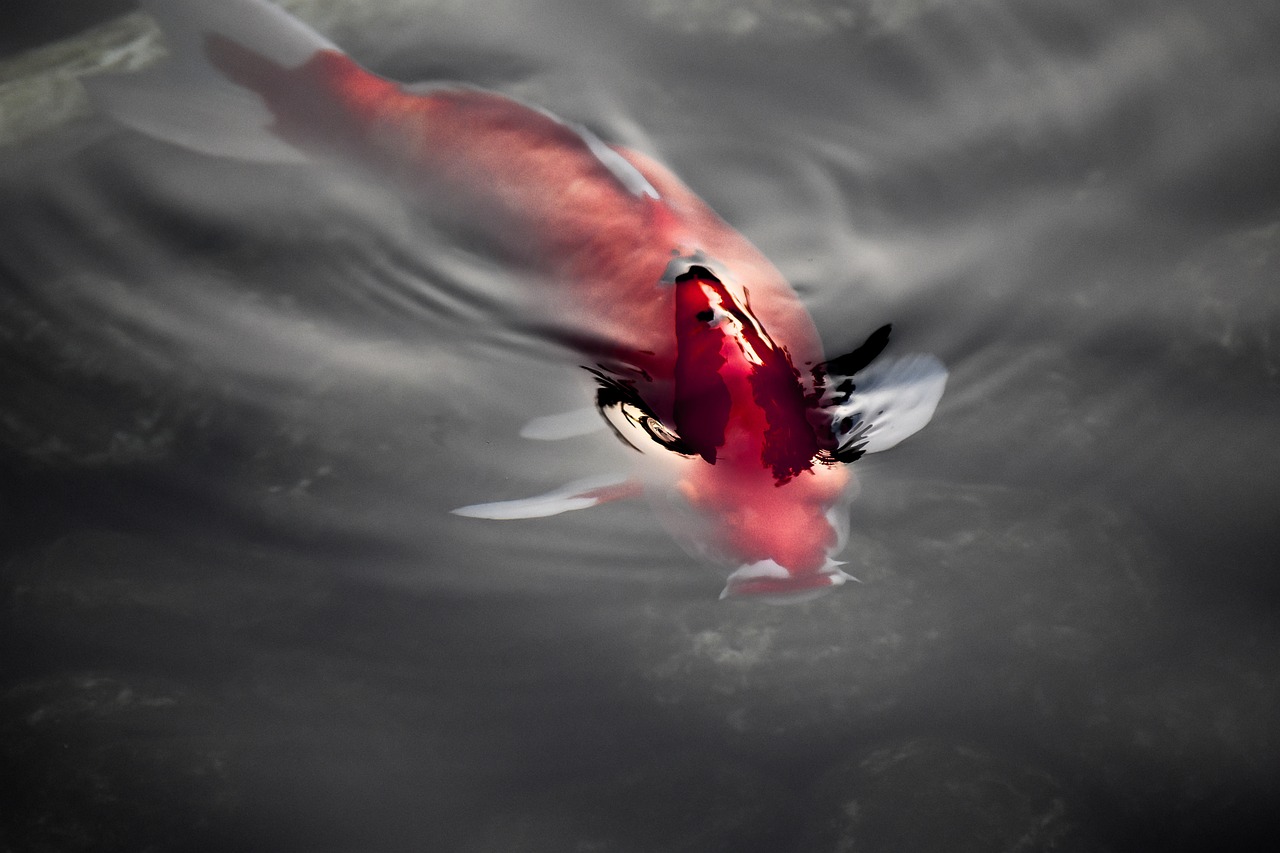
[
  {"x1": 201, "y1": 36, "x2": 827, "y2": 396},
  {"x1": 92, "y1": 0, "x2": 946, "y2": 599}
]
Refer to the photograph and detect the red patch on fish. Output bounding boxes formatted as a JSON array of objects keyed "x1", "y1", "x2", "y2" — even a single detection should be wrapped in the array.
[{"x1": 673, "y1": 266, "x2": 818, "y2": 483}]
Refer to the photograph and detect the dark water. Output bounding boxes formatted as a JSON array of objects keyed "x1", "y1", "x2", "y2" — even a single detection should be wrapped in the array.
[{"x1": 3, "y1": 1, "x2": 1279, "y2": 850}]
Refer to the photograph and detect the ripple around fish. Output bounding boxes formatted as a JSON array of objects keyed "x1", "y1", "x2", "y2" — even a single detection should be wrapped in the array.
[{"x1": 3, "y1": 1, "x2": 1280, "y2": 851}]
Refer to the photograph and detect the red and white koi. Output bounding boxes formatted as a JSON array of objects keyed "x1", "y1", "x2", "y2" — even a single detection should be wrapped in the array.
[{"x1": 92, "y1": 0, "x2": 947, "y2": 600}]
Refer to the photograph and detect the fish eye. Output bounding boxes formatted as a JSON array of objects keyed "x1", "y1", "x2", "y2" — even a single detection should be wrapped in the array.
[{"x1": 695, "y1": 309, "x2": 715, "y2": 323}]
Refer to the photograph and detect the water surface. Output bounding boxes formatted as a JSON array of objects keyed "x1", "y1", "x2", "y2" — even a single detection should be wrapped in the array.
[{"x1": 2, "y1": 1, "x2": 1279, "y2": 850}]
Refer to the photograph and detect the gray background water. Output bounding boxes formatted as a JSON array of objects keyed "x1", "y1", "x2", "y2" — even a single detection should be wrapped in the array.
[{"x1": 2, "y1": 1, "x2": 1279, "y2": 850}]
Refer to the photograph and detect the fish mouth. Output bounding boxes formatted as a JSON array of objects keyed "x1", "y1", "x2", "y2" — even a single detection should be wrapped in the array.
[{"x1": 719, "y1": 558, "x2": 855, "y2": 604}]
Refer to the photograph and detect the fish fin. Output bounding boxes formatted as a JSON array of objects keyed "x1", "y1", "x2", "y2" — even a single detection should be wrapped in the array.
[
  {"x1": 86, "y1": 0, "x2": 337, "y2": 161},
  {"x1": 571, "y1": 126, "x2": 660, "y2": 199},
  {"x1": 823, "y1": 353, "x2": 947, "y2": 461},
  {"x1": 587, "y1": 368, "x2": 695, "y2": 457},
  {"x1": 817, "y1": 324, "x2": 893, "y2": 379},
  {"x1": 451, "y1": 474, "x2": 639, "y2": 520},
  {"x1": 519, "y1": 407, "x2": 606, "y2": 441},
  {"x1": 720, "y1": 559, "x2": 856, "y2": 603}
]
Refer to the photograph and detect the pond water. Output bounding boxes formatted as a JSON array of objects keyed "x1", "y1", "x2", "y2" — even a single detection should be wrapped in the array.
[{"x1": 2, "y1": 1, "x2": 1279, "y2": 850}]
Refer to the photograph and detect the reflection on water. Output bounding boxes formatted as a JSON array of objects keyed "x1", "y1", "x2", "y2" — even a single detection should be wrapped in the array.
[{"x1": 2, "y1": 0, "x2": 1279, "y2": 850}]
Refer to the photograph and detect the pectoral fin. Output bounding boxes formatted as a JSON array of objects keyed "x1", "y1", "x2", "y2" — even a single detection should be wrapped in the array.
[
  {"x1": 451, "y1": 474, "x2": 639, "y2": 520},
  {"x1": 818, "y1": 323, "x2": 893, "y2": 379},
  {"x1": 823, "y1": 354, "x2": 948, "y2": 461},
  {"x1": 589, "y1": 368, "x2": 695, "y2": 457}
]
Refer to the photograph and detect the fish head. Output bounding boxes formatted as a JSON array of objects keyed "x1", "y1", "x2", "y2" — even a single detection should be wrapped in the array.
[
  {"x1": 645, "y1": 452, "x2": 855, "y2": 601},
  {"x1": 661, "y1": 265, "x2": 854, "y2": 599},
  {"x1": 593, "y1": 264, "x2": 867, "y2": 600},
  {"x1": 671, "y1": 265, "x2": 820, "y2": 480}
]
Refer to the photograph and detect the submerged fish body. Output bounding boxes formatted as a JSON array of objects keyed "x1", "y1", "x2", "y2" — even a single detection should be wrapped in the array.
[
  {"x1": 667, "y1": 265, "x2": 851, "y2": 586},
  {"x1": 93, "y1": 0, "x2": 947, "y2": 600}
]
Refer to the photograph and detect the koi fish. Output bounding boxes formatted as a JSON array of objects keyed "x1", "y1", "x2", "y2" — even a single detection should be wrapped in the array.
[{"x1": 91, "y1": 0, "x2": 947, "y2": 600}]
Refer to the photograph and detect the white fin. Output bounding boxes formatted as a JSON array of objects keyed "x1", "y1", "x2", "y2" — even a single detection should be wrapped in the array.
[
  {"x1": 451, "y1": 474, "x2": 634, "y2": 520},
  {"x1": 828, "y1": 354, "x2": 947, "y2": 455},
  {"x1": 86, "y1": 0, "x2": 338, "y2": 162},
  {"x1": 519, "y1": 407, "x2": 606, "y2": 441},
  {"x1": 524, "y1": 99, "x2": 658, "y2": 199},
  {"x1": 572, "y1": 124, "x2": 660, "y2": 199},
  {"x1": 719, "y1": 558, "x2": 855, "y2": 603}
]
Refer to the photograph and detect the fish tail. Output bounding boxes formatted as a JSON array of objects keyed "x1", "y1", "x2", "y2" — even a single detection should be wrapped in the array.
[{"x1": 86, "y1": 0, "x2": 341, "y2": 162}]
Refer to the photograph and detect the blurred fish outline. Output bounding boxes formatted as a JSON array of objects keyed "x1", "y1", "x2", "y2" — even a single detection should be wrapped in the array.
[{"x1": 90, "y1": 0, "x2": 946, "y2": 600}]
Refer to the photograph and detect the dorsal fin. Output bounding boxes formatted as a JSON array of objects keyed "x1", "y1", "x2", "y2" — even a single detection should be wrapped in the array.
[{"x1": 570, "y1": 123, "x2": 661, "y2": 199}]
